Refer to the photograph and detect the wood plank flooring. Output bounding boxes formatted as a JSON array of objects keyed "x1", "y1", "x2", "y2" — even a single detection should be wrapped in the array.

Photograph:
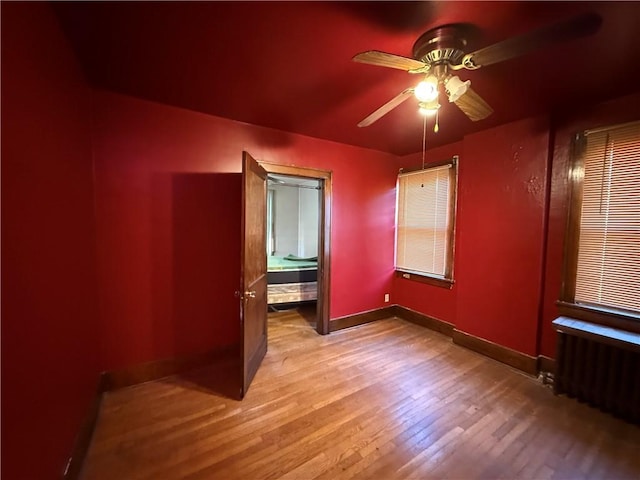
[{"x1": 81, "y1": 308, "x2": 640, "y2": 479}]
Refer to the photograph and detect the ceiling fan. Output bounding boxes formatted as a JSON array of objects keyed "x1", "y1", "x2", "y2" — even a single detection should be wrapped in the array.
[{"x1": 353, "y1": 12, "x2": 602, "y2": 128}]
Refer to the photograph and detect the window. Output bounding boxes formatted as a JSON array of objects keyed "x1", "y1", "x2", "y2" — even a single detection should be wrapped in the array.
[
  {"x1": 563, "y1": 120, "x2": 640, "y2": 318},
  {"x1": 395, "y1": 157, "x2": 458, "y2": 287},
  {"x1": 266, "y1": 189, "x2": 275, "y2": 255}
]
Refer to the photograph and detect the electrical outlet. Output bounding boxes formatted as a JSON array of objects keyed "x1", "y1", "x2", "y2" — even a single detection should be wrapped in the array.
[{"x1": 384, "y1": 293, "x2": 390, "y2": 303}]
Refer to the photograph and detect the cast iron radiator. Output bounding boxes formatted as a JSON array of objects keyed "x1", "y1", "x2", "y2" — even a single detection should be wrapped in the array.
[{"x1": 552, "y1": 317, "x2": 640, "y2": 424}]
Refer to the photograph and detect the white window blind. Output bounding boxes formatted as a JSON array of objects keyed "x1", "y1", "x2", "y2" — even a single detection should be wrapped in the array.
[
  {"x1": 396, "y1": 164, "x2": 452, "y2": 277},
  {"x1": 575, "y1": 120, "x2": 640, "y2": 313}
]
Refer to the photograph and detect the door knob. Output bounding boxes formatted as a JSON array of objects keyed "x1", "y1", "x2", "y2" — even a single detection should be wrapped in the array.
[{"x1": 244, "y1": 290, "x2": 256, "y2": 298}]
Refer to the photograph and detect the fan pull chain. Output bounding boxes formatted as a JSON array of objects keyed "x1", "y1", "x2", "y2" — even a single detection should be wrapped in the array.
[
  {"x1": 422, "y1": 114, "x2": 427, "y2": 170},
  {"x1": 434, "y1": 109, "x2": 439, "y2": 133}
]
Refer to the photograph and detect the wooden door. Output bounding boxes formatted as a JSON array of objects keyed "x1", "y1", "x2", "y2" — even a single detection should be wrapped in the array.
[{"x1": 240, "y1": 151, "x2": 268, "y2": 398}]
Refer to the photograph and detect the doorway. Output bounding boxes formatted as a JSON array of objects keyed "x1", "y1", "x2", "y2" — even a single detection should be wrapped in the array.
[{"x1": 259, "y1": 162, "x2": 331, "y2": 335}]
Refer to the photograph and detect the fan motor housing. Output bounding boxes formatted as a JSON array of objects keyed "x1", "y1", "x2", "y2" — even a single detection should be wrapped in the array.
[{"x1": 412, "y1": 24, "x2": 470, "y2": 65}]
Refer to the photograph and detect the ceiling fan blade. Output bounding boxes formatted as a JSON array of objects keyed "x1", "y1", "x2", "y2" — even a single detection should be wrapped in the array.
[
  {"x1": 352, "y1": 50, "x2": 427, "y2": 71},
  {"x1": 453, "y1": 87, "x2": 493, "y2": 121},
  {"x1": 461, "y1": 12, "x2": 602, "y2": 69},
  {"x1": 358, "y1": 89, "x2": 414, "y2": 127}
]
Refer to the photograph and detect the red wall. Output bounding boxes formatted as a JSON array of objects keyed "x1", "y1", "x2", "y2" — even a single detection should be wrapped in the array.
[
  {"x1": 455, "y1": 117, "x2": 550, "y2": 356},
  {"x1": 1, "y1": 3, "x2": 100, "y2": 479},
  {"x1": 394, "y1": 117, "x2": 551, "y2": 356},
  {"x1": 92, "y1": 91, "x2": 399, "y2": 370},
  {"x1": 394, "y1": 93, "x2": 640, "y2": 360}
]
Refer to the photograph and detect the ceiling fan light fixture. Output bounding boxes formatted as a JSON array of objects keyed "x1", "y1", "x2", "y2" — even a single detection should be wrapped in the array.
[
  {"x1": 445, "y1": 75, "x2": 471, "y2": 102},
  {"x1": 414, "y1": 75, "x2": 439, "y2": 102},
  {"x1": 418, "y1": 100, "x2": 440, "y2": 116}
]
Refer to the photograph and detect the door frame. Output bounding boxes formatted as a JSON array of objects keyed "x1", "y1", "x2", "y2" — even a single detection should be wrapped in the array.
[{"x1": 259, "y1": 161, "x2": 332, "y2": 335}]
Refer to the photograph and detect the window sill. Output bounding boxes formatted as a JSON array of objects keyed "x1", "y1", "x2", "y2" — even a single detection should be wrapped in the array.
[
  {"x1": 556, "y1": 301, "x2": 640, "y2": 335},
  {"x1": 552, "y1": 317, "x2": 640, "y2": 352},
  {"x1": 395, "y1": 270, "x2": 454, "y2": 289}
]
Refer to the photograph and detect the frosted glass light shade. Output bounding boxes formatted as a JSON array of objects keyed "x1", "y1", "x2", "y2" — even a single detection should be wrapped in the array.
[
  {"x1": 414, "y1": 76, "x2": 439, "y2": 102},
  {"x1": 445, "y1": 76, "x2": 470, "y2": 102}
]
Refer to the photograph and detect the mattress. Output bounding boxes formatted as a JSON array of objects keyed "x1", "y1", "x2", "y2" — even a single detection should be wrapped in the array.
[
  {"x1": 267, "y1": 281, "x2": 318, "y2": 304},
  {"x1": 267, "y1": 255, "x2": 318, "y2": 304}
]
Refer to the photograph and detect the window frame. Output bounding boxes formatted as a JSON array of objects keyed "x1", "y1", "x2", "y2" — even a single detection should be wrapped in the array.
[
  {"x1": 266, "y1": 188, "x2": 276, "y2": 256},
  {"x1": 560, "y1": 121, "x2": 640, "y2": 331},
  {"x1": 394, "y1": 156, "x2": 458, "y2": 289}
]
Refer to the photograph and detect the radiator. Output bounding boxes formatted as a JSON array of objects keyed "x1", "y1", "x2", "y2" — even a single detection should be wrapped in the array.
[{"x1": 552, "y1": 317, "x2": 640, "y2": 424}]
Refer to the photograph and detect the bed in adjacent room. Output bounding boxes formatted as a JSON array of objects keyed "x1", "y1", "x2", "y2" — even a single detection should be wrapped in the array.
[{"x1": 267, "y1": 255, "x2": 317, "y2": 306}]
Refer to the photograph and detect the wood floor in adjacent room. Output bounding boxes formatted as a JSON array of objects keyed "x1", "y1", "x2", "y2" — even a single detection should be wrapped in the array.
[{"x1": 81, "y1": 309, "x2": 640, "y2": 479}]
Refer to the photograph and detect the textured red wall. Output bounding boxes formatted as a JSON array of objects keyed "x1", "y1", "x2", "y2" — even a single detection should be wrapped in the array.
[
  {"x1": 392, "y1": 142, "x2": 463, "y2": 323},
  {"x1": 455, "y1": 117, "x2": 550, "y2": 356},
  {"x1": 393, "y1": 117, "x2": 551, "y2": 356},
  {"x1": 539, "y1": 92, "x2": 640, "y2": 358},
  {"x1": 92, "y1": 91, "x2": 398, "y2": 370},
  {"x1": 394, "y1": 94, "x2": 640, "y2": 359},
  {"x1": 1, "y1": 3, "x2": 100, "y2": 479}
]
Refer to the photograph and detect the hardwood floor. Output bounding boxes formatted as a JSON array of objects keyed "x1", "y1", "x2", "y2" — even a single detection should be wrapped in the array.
[{"x1": 81, "y1": 308, "x2": 640, "y2": 479}]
